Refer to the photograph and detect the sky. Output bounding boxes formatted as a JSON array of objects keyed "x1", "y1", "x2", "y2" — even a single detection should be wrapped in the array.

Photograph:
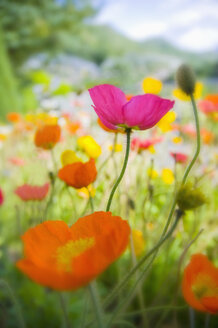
[{"x1": 95, "y1": 0, "x2": 218, "y2": 52}]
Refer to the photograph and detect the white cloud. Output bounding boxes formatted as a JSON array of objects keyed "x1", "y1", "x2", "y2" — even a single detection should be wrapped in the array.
[
  {"x1": 123, "y1": 21, "x2": 168, "y2": 40},
  {"x1": 176, "y1": 27, "x2": 218, "y2": 51}
]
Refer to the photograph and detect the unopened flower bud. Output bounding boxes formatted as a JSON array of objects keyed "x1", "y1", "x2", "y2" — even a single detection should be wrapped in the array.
[
  {"x1": 177, "y1": 182, "x2": 207, "y2": 211},
  {"x1": 176, "y1": 64, "x2": 196, "y2": 95}
]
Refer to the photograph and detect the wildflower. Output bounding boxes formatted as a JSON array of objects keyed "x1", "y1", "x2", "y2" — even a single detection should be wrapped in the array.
[
  {"x1": 0, "y1": 188, "x2": 4, "y2": 206},
  {"x1": 16, "y1": 211, "x2": 130, "y2": 290},
  {"x1": 125, "y1": 94, "x2": 134, "y2": 101},
  {"x1": 181, "y1": 124, "x2": 196, "y2": 138},
  {"x1": 147, "y1": 167, "x2": 158, "y2": 179},
  {"x1": 170, "y1": 152, "x2": 188, "y2": 164},
  {"x1": 9, "y1": 157, "x2": 25, "y2": 166},
  {"x1": 131, "y1": 137, "x2": 162, "y2": 153},
  {"x1": 61, "y1": 150, "x2": 81, "y2": 167},
  {"x1": 162, "y1": 168, "x2": 175, "y2": 184},
  {"x1": 173, "y1": 82, "x2": 203, "y2": 101},
  {"x1": 15, "y1": 183, "x2": 50, "y2": 201},
  {"x1": 142, "y1": 77, "x2": 162, "y2": 94},
  {"x1": 89, "y1": 84, "x2": 174, "y2": 131},
  {"x1": 182, "y1": 253, "x2": 218, "y2": 314},
  {"x1": 131, "y1": 229, "x2": 146, "y2": 257},
  {"x1": 7, "y1": 112, "x2": 21, "y2": 123},
  {"x1": 58, "y1": 159, "x2": 97, "y2": 189},
  {"x1": 34, "y1": 124, "x2": 61, "y2": 150},
  {"x1": 66, "y1": 121, "x2": 81, "y2": 135},
  {"x1": 77, "y1": 136, "x2": 101, "y2": 159},
  {"x1": 157, "y1": 111, "x2": 176, "y2": 132},
  {"x1": 201, "y1": 128, "x2": 214, "y2": 145},
  {"x1": 108, "y1": 144, "x2": 123, "y2": 152},
  {"x1": 77, "y1": 184, "x2": 96, "y2": 199},
  {"x1": 172, "y1": 136, "x2": 183, "y2": 144}
]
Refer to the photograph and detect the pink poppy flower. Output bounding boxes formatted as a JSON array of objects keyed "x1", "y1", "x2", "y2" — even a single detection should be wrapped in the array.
[
  {"x1": 131, "y1": 137, "x2": 163, "y2": 152},
  {"x1": 15, "y1": 183, "x2": 50, "y2": 201},
  {"x1": 170, "y1": 152, "x2": 188, "y2": 164},
  {"x1": 89, "y1": 84, "x2": 174, "y2": 130},
  {"x1": 0, "y1": 188, "x2": 4, "y2": 206},
  {"x1": 9, "y1": 157, "x2": 25, "y2": 166}
]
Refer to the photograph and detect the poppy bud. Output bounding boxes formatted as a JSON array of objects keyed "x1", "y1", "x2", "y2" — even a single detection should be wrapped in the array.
[
  {"x1": 176, "y1": 64, "x2": 196, "y2": 96},
  {"x1": 177, "y1": 182, "x2": 207, "y2": 211}
]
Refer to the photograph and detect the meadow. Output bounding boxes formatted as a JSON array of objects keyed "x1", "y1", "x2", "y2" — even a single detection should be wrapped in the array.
[{"x1": 0, "y1": 67, "x2": 217, "y2": 328}]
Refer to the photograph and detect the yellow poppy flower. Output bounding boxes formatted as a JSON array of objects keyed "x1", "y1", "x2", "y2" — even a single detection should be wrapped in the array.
[
  {"x1": 172, "y1": 136, "x2": 183, "y2": 144},
  {"x1": 142, "y1": 77, "x2": 162, "y2": 94},
  {"x1": 157, "y1": 111, "x2": 176, "y2": 132},
  {"x1": 131, "y1": 229, "x2": 146, "y2": 257},
  {"x1": 61, "y1": 150, "x2": 81, "y2": 166},
  {"x1": 77, "y1": 136, "x2": 101, "y2": 159},
  {"x1": 108, "y1": 143, "x2": 123, "y2": 152},
  {"x1": 162, "y1": 168, "x2": 175, "y2": 184},
  {"x1": 77, "y1": 184, "x2": 96, "y2": 199},
  {"x1": 173, "y1": 82, "x2": 203, "y2": 101},
  {"x1": 147, "y1": 167, "x2": 158, "y2": 179}
]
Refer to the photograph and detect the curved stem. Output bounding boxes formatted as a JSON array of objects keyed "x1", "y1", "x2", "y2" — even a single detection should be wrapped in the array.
[
  {"x1": 106, "y1": 129, "x2": 131, "y2": 212},
  {"x1": 182, "y1": 94, "x2": 201, "y2": 185},
  {"x1": 58, "y1": 293, "x2": 71, "y2": 328},
  {"x1": 104, "y1": 211, "x2": 182, "y2": 312},
  {"x1": 88, "y1": 281, "x2": 104, "y2": 328},
  {"x1": 0, "y1": 279, "x2": 26, "y2": 328}
]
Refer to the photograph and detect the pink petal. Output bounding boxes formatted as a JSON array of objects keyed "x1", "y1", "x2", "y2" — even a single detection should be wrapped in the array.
[
  {"x1": 89, "y1": 84, "x2": 127, "y2": 127},
  {"x1": 123, "y1": 94, "x2": 175, "y2": 130}
]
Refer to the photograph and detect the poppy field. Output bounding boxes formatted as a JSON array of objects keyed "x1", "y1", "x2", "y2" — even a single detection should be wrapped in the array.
[{"x1": 0, "y1": 64, "x2": 217, "y2": 328}]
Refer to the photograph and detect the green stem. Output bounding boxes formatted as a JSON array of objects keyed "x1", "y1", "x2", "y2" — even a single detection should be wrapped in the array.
[
  {"x1": 0, "y1": 279, "x2": 26, "y2": 328},
  {"x1": 104, "y1": 211, "x2": 182, "y2": 312},
  {"x1": 88, "y1": 281, "x2": 105, "y2": 328},
  {"x1": 125, "y1": 304, "x2": 187, "y2": 317},
  {"x1": 106, "y1": 129, "x2": 131, "y2": 212},
  {"x1": 87, "y1": 187, "x2": 94, "y2": 212},
  {"x1": 58, "y1": 293, "x2": 71, "y2": 328},
  {"x1": 182, "y1": 94, "x2": 201, "y2": 185}
]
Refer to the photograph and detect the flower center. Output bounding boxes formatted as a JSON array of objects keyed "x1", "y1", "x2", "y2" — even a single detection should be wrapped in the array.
[
  {"x1": 192, "y1": 274, "x2": 218, "y2": 299},
  {"x1": 56, "y1": 237, "x2": 95, "y2": 272}
]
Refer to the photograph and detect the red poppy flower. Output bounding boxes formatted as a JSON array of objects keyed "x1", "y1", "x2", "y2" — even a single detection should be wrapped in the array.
[
  {"x1": 182, "y1": 253, "x2": 218, "y2": 314},
  {"x1": 0, "y1": 188, "x2": 4, "y2": 206},
  {"x1": 170, "y1": 152, "x2": 188, "y2": 163},
  {"x1": 16, "y1": 211, "x2": 130, "y2": 290},
  {"x1": 131, "y1": 137, "x2": 163, "y2": 152},
  {"x1": 199, "y1": 94, "x2": 218, "y2": 121},
  {"x1": 58, "y1": 159, "x2": 97, "y2": 189},
  {"x1": 34, "y1": 124, "x2": 61, "y2": 149},
  {"x1": 15, "y1": 183, "x2": 50, "y2": 201}
]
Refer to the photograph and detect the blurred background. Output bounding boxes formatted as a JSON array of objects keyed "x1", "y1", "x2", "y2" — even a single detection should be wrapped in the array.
[{"x1": 1, "y1": 0, "x2": 218, "y2": 119}]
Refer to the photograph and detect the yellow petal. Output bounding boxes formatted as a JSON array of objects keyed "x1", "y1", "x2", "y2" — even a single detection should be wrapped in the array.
[
  {"x1": 142, "y1": 77, "x2": 162, "y2": 94},
  {"x1": 61, "y1": 150, "x2": 81, "y2": 166},
  {"x1": 77, "y1": 184, "x2": 96, "y2": 199},
  {"x1": 172, "y1": 136, "x2": 183, "y2": 144},
  {"x1": 162, "y1": 168, "x2": 175, "y2": 184},
  {"x1": 147, "y1": 168, "x2": 158, "y2": 179},
  {"x1": 157, "y1": 111, "x2": 176, "y2": 132},
  {"x1": 131, "y1": 229, "x2": 146, "y2": 257},
  {"x1": 173, "y1": 82, "x2": 203, "y2": 101},
  {"x1": 108, "y1": 143, "x2": 123, "y2": 152},
  {"x1": 77, "y1": 136, "x2": 101, "y2": 159},
  {"x1": 148, "y1": 145, "x2": 156, "y2": 154}
]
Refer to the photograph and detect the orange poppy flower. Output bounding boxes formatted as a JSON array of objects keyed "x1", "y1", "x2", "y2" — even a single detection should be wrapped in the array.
[
  {"x1": 58, "y1": 159, "x2": 97, "y2": 189},
  {"x1": 7, "y1": 112, "x2": 21, "y2": 123},
  {"x1": 34, "y1": 124, "x2": 61, "y2": 149},
  {"x1": 15, "y1": 183, "x2": 50, "y2": 201},
  {"x1": 97, "y1": 118, "x2": 124, "y2": 134},
  {"x1": 182, "y1": 253, "x2": 218, "y2": 314},
  {"x1": 16, "y1": 211, "x2": 130, "y2": 290}
]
